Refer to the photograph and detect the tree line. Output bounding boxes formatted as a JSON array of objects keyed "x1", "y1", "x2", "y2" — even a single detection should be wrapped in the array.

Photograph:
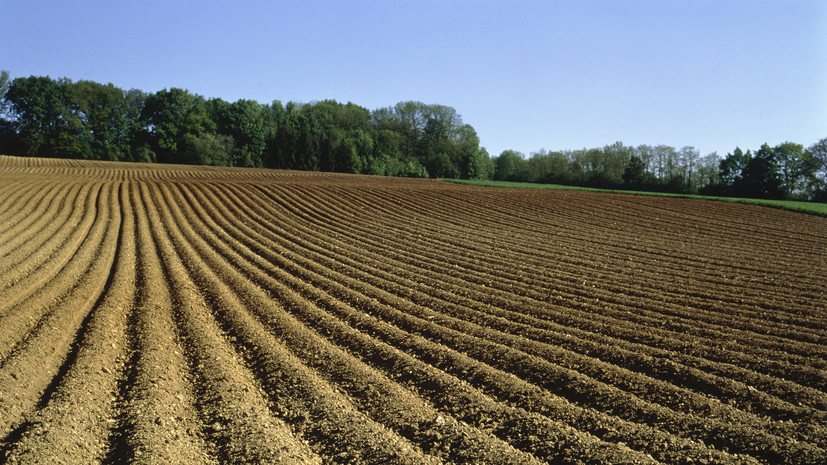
[
  {"x1": 1, "y1": 72, "x2": 824, "y2": 200},
  {"x1": 490, "y1": 139, "x2": 827, "y2": 201},
  {"x1": 0, "y1": 72, "x2": 492, "y2": 179}
]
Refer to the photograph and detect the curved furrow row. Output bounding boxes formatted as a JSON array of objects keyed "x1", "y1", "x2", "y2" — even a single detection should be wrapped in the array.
[
  {"x1": 214, "y1": 183, "x2": 825, "y2": 440},
  {"x1": 324, "y1": 186, "x2": 825, "y2": 331},
  {"x1": 324, "y1": 189, "x2": 827, "y2": 386},
  {"x1": 410, "y1": 189, "x2": 827, "y2": 338},
  {"x1": 174, "y1": 182, "x2": 671, "y2": 464},
  {"x1": 188, "y1": 181, "x2": 784, "y2": 464},
  {"x1": 353, "y1": 185, "x2": 819, "y2": 282},
  {"x1": 559, "y1": 195, "x2": 814, "y2": 262},
  {"x1": 306, "y1": 183, "x2": 818, "y2": 350},
  {"x1": 0, "y1": 182, "x2": 106, "y2": 360},
  {"x1": 184, "y1": 182, "x2": 745, "y2": 463},
  {"x1": 343, "y1": 184, "x2": 825, "y2": 311},
  {"x1": 0, "y1": 182, "x2": 90, "y2": 292},
  {"x1": 231, "y1": 183, "x2": 827, "y2": 413},
  {"x1": 136, "y1": 182, "x2": 324, "y2": 465},
  {"x1": 180, "y1": 182, "x2": 764, "y2": 460},
  {"x1": 245, "y1": 181, "x2": 823, "y2": 369},
  {"x1": 296, "y1": 183, "x2": 815, "y2": 337},
  {"x1": 0, "y1": 180, "x2": 46, "y2": 234},
  {"x1": 283, "y1": 183, "x2": 813, "y2": 316},
  {"x1": 155, "y1": 181, "x2": 543, "y2": 464},
  {"x1": 0, "y1": 181, "x2": 67, "y2": 251},
  {"x1": 122, "y1": 181, "x2": 216, "y2": 464},
  {"x1": 610, "y1": 194, "x2": 826, "y2": 243},
  {"x1": 0, "y1": 180, "x2": 119, "y2": 443},
  {"x1": 189, "y1": 182, "x2": 824, "y2": 465},
  {"x1": 252, "y1": 184, "x2": 826, "y2": 382},
  {"x1": 150, "y1": 184, "x2": 449, "y2": 464},
  {"x1": 222, "y1": 183, "x2": 826, "y2": 417},
  {"x1": 1, "y1": 158, "x2": 825, "y2": 464},
  {"x1": 0, "y1": 181, "x2": 80, "y2": 268},
  {"x1": 476, "y1": 189, "x2": 827, "y2": 302},
  {"x1": 445, "y1": 187, "x2": 823, "y2": 263},
  {"x1": 1, "y1": 182, "x2": 135, "y2": 464}
]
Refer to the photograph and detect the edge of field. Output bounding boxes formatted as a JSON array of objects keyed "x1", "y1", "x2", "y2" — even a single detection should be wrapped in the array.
[{"x1": 445, "y1": 178, "x2": 827, "y2": 217}]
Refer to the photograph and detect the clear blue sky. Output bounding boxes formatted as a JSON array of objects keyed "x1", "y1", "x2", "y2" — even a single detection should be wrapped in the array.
[{"x1": 2, "y1": 0, "x2": 825, "y2": 158}]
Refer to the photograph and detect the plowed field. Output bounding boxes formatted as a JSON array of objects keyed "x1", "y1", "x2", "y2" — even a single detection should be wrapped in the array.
[{"x1": 0, "y1": 155, "x2": 825, "y2": 464}]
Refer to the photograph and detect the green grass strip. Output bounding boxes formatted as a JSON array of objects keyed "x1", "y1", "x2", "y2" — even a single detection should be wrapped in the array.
[{"x1": 444, "y1": 179, "x2": 827, "y2": 218}]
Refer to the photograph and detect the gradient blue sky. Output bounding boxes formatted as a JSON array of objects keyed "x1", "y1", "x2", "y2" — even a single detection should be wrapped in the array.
[{"x1": 2, "y1": 0, "x2": 825, "y2": 158}]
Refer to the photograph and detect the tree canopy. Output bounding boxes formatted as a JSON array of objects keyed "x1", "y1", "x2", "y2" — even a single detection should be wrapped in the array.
[
  {"x1": 0, "y1": 73, "x2": 492, "y2": 180},
  {"x1": 487, "y1": 141, "x2": 826, "y2": 201},
  {"x1": 1, "y1": 72, "x2": 824, "y2": 200}
]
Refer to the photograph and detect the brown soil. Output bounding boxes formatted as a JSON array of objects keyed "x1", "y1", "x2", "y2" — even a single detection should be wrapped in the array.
[{"x1": 1, "y1": 155, "x2": 825, "y2": 464}]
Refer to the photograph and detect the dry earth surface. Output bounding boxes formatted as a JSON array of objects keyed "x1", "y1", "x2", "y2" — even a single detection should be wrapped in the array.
[{"x1": 0, "y1": 155, "x2": 825, "y2": 464}]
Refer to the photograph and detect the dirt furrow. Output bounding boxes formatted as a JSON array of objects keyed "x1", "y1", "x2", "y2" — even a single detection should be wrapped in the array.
[
  {"x1": 308, "y1": 185, "x2": 825, "y2": 341},
  {"x1": 421, "y1": 187, "x2": 822, "y2": 267},
  {"x1": 286, "y1": 264, "x2": 821, "y2": 464},
  {"x1": 253, "y1": 184, "x2": 826, "y2": 377},
  {"x1": 336, "y1": 184, "x2": 820, "y2": 287},
  {"x1": 325, "y1": 183, "x2": 825, "y2": 318},
  {"x1": 140, "y1": 182, "x2": 324, "y2": 464},
  {"x1": 0, "y1": 182, "x2": 107, "y2": 360},
  {"x1": 218, "y1": 183, "x2": 824, "y2": 440},
  {"x1": 261, "y1": 212, "x2": 823, "y2": 422},
  {"x1": 202, "y1": 182, "x2": 824, "y2": 464},
  {"x1": 243, "y1": 181, "x2": 827, "y2": 388},
  {"x1": 213, "y1": 182, "x2": 820, "y2": 428},
  {"x1": 157, "y1": 182, "x2": 543, "y2": 464},
  {"x1": 1, "y1": 181, "x2": 134, "y2": 464},
  {"x1": 0, "y1": 179, "x2": 60, "y2": 236},
  {"x1": 223, "y1": 183, "x2": 826, "y2": 418},
  {"x1": 176, "y1": 181, "x2": 762, "y2": 465},
  {"x1": 147, "y1": 186, "x2": 445, "y2": 464},
  {"x1": 0, "y1": 180, "x2": 119, "y2": 444},
  {"x1": 1, "y1": 159, "x2": 824, "y2": 464},
  {"x1": 177, "y1": 181, "x2": 670, "y2": 464},
  {"x1": 0, "y1": 181, "x2": 83, "y2": 271},
  {"x1": 233, "y1": 181, "x2": 821, "y2": 402},
  {"x1": 0, "y1": 180, "x2": 49, "y2": 236},
  {"x1": 0, "y1": 183, "x2": 90, "y2": 295},
  {"x1": 340, "y1": 187, "x2": 825, "y2": 348},
  {"x1": 120, "y1": 181, "x2": 215, "y2": 464}
]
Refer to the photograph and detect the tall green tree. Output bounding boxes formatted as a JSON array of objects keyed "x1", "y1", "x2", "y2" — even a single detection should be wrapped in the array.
[
  {"x1": 265, "y1": 101, "x2": 320, "y2": 171},
  {"x1": 420, "y1": 116, "x2": 457, "y2": 178},
  {"x1": 529, "y1": 150, "x2": 570, "y2": 184},
  {"x1": 679, "y1": 146, "x2": 700, "y2": 192},
  {"x1": 73, "y1": 81, "x2": 144, "y2": 161},
  {"x1": 805, "y1": 138, "x2": 827, "y2": 200},
  {"x1": 0, "y1": 70, "x2": 11, "y2": 116},
  {"x1": 4, "y1": 75, "x2": 87, "y2": 158},
  {"x1": 696, "y1": 152, "x2": 722, "y2": 189},
  {"x1": 622, "y1": 155, "x2": 647, "y2": 188},
  {"x1": 140, "y1": 88, "x2": 214, "y2": 164},
  {"x1": 634, "y1": 145, "x2": 656, "y2": 177},
  {"x1": 741, "y1": 144, "x2": 782, "y2": 199},
  {"x1": 210, "y1": 98, "x2": 268, "y2": 167},
  {"x1": 773, "y1": 142, "x2": 807, "y2": 198},
  {"x1": 493, "y1": 150, "x2": 524, "y2": 181},
  {"x1": 719, "y1": 147, "x2": 751, "y2": 186},
  {"x1": 454, "y1": 125, "x2": 490, "y2": 179},
  {"x1": 299, "y1": 100, "x2": 372, "y2": 172},
  {"x1": 601, "y1": 141, "x2": 633, "y2": 183},
  {"x1": 0, "y1": 70, "x2": 19, "y2": 154}
]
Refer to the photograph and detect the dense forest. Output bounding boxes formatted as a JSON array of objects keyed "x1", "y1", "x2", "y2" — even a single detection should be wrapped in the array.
[
  {"x1": 494, "y1": 140, "x2": 827, "y2": 201},
  {"x1": 0, "y1": 73, "x2": 491, "y2": 179},
  {"x1": 1, "y1": 72, "x2": 825, "y2": 200}
]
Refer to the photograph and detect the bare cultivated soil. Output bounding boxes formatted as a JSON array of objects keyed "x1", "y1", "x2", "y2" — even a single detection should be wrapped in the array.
[{"x1": 0, "y1": 155, "x2": 825, "y2": 464}]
